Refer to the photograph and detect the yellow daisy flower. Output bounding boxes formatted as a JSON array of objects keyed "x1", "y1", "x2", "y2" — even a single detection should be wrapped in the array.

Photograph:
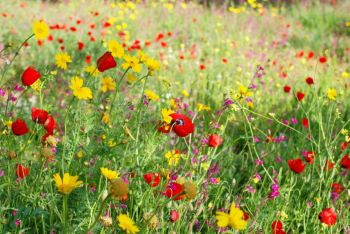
[
  {"x1": 101, "y1": 77, "x2": 116, "y2": 92},
  {"x1": 108, "y1": 39, "x2": 124, "y2": 58},
  {"x1": 161, "y1": 108, "x2": 174, "y2": 123},
  {"x1": 215, "y1": 203, "x2": 248, "y2": 230},
  {"x1": 100, "y1": 167, "x2": 119, "y2": 180},
  {"x1": 53, "y1": 173, "x2": 83, "y2": 195},
  {"x1": 55, "y1": 52, "x2": 72, "y2": 70},
  {"x1": 122, "y1": 55, "x2": 142, "y2": 73},
  {"x1": 32, "y1": 20, "x2": 49, "y2": 40},
  {"x1": 327, "y1": 88, "x2": 337, "y2": 101},
  {"x1": 117, "y1": 214, "x2": 139, "y2": 234},
  {"x1": 70, "y1": 76, "x2": 92, "y2": 100},
  {"x1": 144, "y1": 90, "x2": 159, "y2": 101}
]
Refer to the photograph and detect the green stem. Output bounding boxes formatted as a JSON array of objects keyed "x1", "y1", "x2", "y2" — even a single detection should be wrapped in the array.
[
  {"x1": 86, "y1": 194, "x2": 112, "y2": 233},
  {"x1": 63, "y1": 195, "x2": 68, "y2": 233}
]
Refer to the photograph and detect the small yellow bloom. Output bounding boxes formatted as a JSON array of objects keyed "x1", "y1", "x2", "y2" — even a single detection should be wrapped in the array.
[
  {"x1": 109, "y1": 39, "x2": 125, "y2": 58},
  {"x1": 122, "y1": 55, "x2": 142, "y2": 73},
  {"x1": 101, "y1": 77, "x2": 116, "y2": 92},
  {"x1": 32, "y1": 20, "x2": 49, "y2": 40},
  {"x1": 165, "y1": 150, "x2": 181, "y2": 166},
  {"x1": 55, "y1": 52, "x2": 72, "y2": 70},
  {"x1": 144, "y1": 90, "x2": 159, "y2": 101},
  {"x1": 70, "y1": 77, "x2": 92, "y2": 100},
  {"x1": 84, "y1": 65, "x2": 100, "y2": 76},
  {"x1": 145, "y1": 58, "x2": 160, "y2": 74},
  {"x1": 280, "y1": 211, "x2": 288, "y2": 220},
  {"x1": 161, "y1": 109, "x2": 174, "y2": 123},
  {"x1": 76, "y1": 150, "x2": 84, "y2": 159},
  {"x1": 197, "y1": 103, "x2": 210, "y2": 111},
  {"x1": 117, "y1": 214, "x2": 139, "y2": 234},
  {"x1": 102, "y1": 112, "x2": 110, "y2": 124},
  {"x1": 181, "y1": 90, "x2": 189, "y2": 97},
  {"x1": 126, "y1": 74, "x2": 137, "y2": 84},
  {"x1": 327, "y1": 88, "x2": 337, "y2": 101},
  {"x1": 30, "y1": 79, "x2": 42, "y2": 92},
  {"x1": 100, "y1": 167, "x2": 119, "y2": 180},
  {"x1": 215, "y1": 203, "x2": 247, "y2": 230},
  {"x1": 53, "y1": 173, "x2": 83, "y2": 195}
]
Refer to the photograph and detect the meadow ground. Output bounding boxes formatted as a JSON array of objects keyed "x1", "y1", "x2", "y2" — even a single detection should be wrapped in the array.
[{"x1": 0, "y1": 0, "x2": 349, "y2": 233}]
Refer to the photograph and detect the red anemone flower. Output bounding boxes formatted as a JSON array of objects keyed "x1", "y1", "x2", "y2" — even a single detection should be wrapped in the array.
[
  {"x1": 296, "y1": 92, "x2": 305, "y2": 101},
  {"x1": 31, "y1": 107, "x2": 48, "y2": 124},
  {"x1": 319, "y1": 56, "x2": 327, "y2": 64},
  {"x1": 208, "y1": 134, "x2": 223, "y2": 147},
  {"x1": 44, "y1": 115, "x2": 57, "y2": 134},
  {"x1": 96, "y1": 51, "x2": 116, "y2": 72},
  {"x1": 143, "y1": 172, "x2": 160, "y2": 187},
  {"x1": 169, "y1": 113, "x2": 195, "y2": 137},
  {"x1": 271, "y1": 220, "x2": 286, "y2": 234},
  {"x1": 302, "y1": 118, "x2": 309, "y2": 129},
  {"x1": 12, "y1": 118, "x2": 29, "y2": 136},
  {"x1": 305, "y1": 77, "x2": 314, "y2": 85},
  {"x1": 283, "y1": 85, "x2": 291, "y2": 93},
  {"x1": 22, "y1": 67, "x2": 41, "y2": 86},
  {"x1": 163, "y1": 182, "x2": 184, "y2": 200},
  {"x1": 16, "y1": 164, "x2": 30, "y2": 179},
  {"x1": 287, "y1": 158, "x2": 305, "y2": 173},
  {"x1": 170, "y1": 210, "x2": 180, "y2": 222},
  {"x1": 318, "y1": 208, "x2": 336, "y2": 226},
  {"x1": 331, "y1": 183, "x2": 344, "y2": 194},
  {"x1": 305, "y1": 151, "x2": 315, "y2": 164},
  {"x1": 339, "y1": 154, "x2": 350, "y2": 169}
]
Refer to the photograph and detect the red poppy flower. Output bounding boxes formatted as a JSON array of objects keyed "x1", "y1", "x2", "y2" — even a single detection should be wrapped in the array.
[
  {"x1": 319, "y1": 56, "x2": 327, "y2": 64},
  {"x1": 170, "y1": 113, "x2": 195, "y2": 137},
  {"x1": 21, "y1": 66, "x2": 41, "y2": 86},
  {"x1": 340, "y1": 142, "x2": 348, "y2": 151},
  {"x1": 242, "y1": 211, "x2": 249, "y2": 221},
  {"x1": 325, "y1": 160, "x2": 334, "y2": 171},
  {"x1": 302, "y1": 118, "x2": 309, "y2": 129},
  {"x1": 16, "y1": 164, "x2": 30, "y2": 179},
  {"x1": 208, "y1": 134, "x2": 223, "y2": 147},
  {"x1": 163, "y1": 182, "x2": 184, "y2": 200},
  {"x1": 143, "y1": 172, "x2": 160, "y2": 187},
  {"x1": 283, "y1": 85, "x2": 291, "y2": 93},
  {"x1": 31, "y1": 107, "x2": 48, "y2": 124},
  {"x1": 331, "y1": 183, "x2": 344, "y2": 194},
  {"x1": 44, "y1": 115, "x2": 57, "y2": 134},
  {"x1": 296, "y1": 92, "x2": 305, "y2": 101},
  {"x1": 271, "y1": 220, "x2": 286, "y2": 234},
  {"x1": 339, "y1": 154, "x2": 350, "y2": 169},
  {"x1": 287, "y1": 158, "x2": 305, "y2": 173},
  {"x1": 85, "y1": 55, "x2": 92, "y2": 64},
  {"x1": 199, "y1": 64, "x2": 206, "y2": 70},
  {"x1": 318, "y1": 208, "x2": 336, "y2": 226},
  {"x1": 12, "y1": 118, "x2": 29, "y2": 136},
  {"x1": 305, "y1": 151, "x2": 315, "y2": 164},
  {"x1": 78, "y1": 41, "x2": 84, "y2": 51},
  {"x1": 307, "y1": 51, "x2": 314, "y2": 59},
  {"x1": 96, "y1": 52, "x2": 116, "y2": 72},
  {"x1": 305, "y1": 77, "x2": 314, "y2": 85},
  {"x1": 170, "y1": 210, "x2": 180, "y2": 222}
]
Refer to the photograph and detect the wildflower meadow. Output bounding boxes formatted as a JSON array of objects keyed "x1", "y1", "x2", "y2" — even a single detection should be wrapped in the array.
[{"x1": 0, "y1": 0, "x2": 349, "y2": 233}]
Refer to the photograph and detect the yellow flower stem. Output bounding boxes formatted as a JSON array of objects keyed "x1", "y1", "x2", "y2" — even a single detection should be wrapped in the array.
[
  {"x1": 0, "y1": 34, "x2": 35, "y2": 87},
  {"x1": 63, "y1": 195, "x2": 68, "y2": 233},
  {"x1": 86, "y1": 193, "x2": 112, "y2": 233}
]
